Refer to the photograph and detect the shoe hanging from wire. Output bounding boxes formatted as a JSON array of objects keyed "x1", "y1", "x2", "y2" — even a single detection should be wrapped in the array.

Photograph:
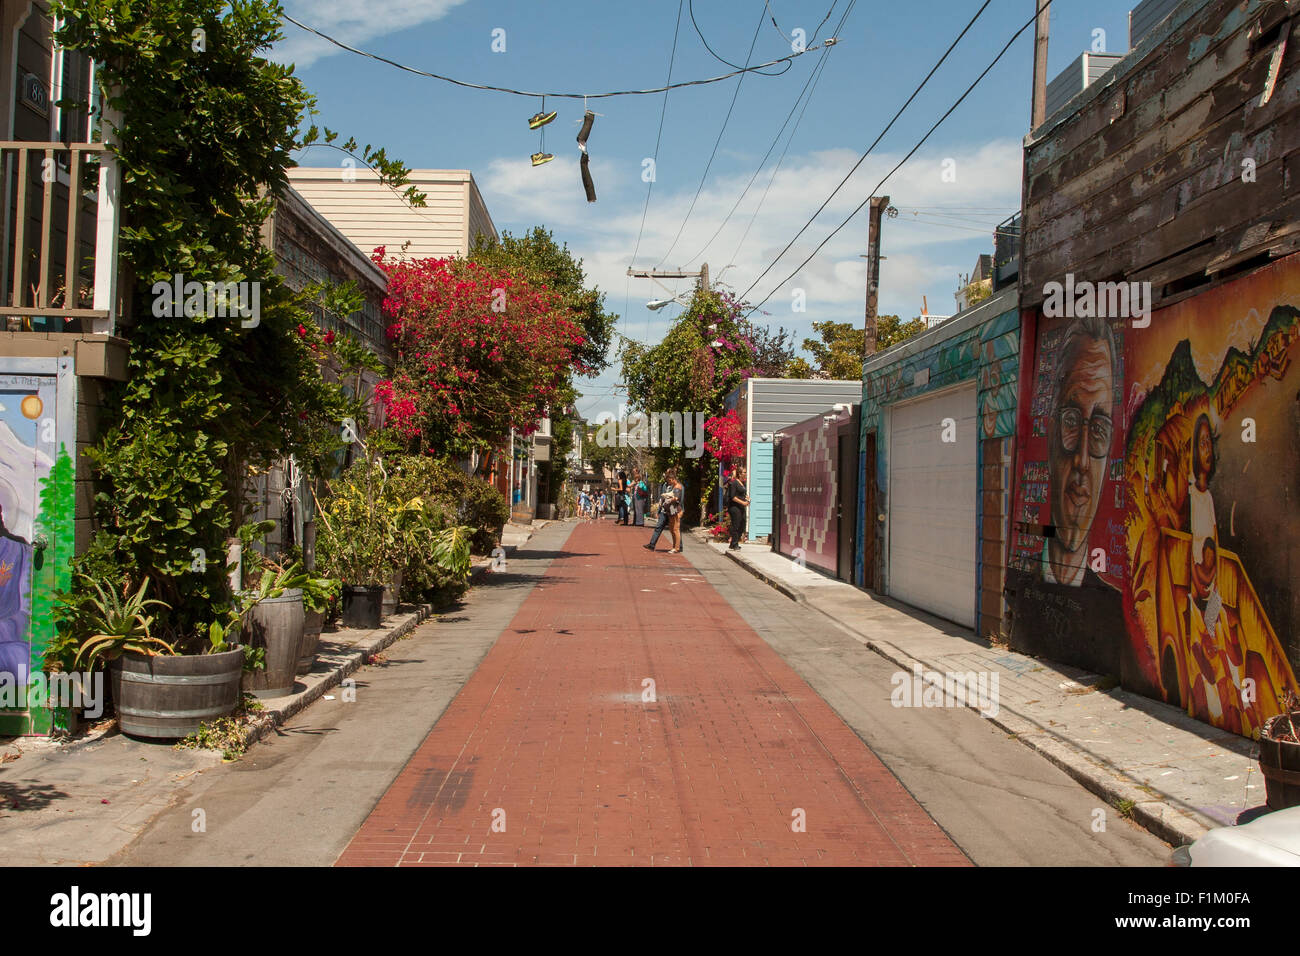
[
  {"x1": 577, "y1": 106, "x2": 596, "y2": 202},
  {"x1": 530, "y1": 96, "x2": 555, "y2": 165}
]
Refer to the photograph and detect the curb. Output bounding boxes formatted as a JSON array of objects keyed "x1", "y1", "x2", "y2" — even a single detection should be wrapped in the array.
[
  {"x1": 710, "y1": 542, "x2": 1212, "y2": 847},
  {"x1": 235, "y1": 557, "x2": 502, "y2": 752}
]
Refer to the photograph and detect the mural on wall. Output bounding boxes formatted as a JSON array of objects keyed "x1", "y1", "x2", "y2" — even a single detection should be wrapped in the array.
[
  {"x1": 1125, "y1": 256, "x2": 1300, "y2": 736},
  {"x1": 0, "y1": 372, "x2": 71, "y2": 736},
  {"x1": 777, "y1": 415, "x2": 837, "y2": 574},
  {"x1": 1006, "y1": 311, "x2": 1132, "y2": 677}
]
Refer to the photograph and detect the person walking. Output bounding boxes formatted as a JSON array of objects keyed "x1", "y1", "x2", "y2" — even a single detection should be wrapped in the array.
[
  {"x1": 664, "y1": 470, "x2": 685, "y2": 553},
  {"x1": 616, "y1": 471, "x2": 631, "y2": 525},
  {"x1": 643, "y1": 469, "x2": 680, "y2": 551},
  {"x1": 632, "y1": 469, "x2": 648, "y2": 526},
  {"x1": 725, "y1": 465, "x2": 750, "y2": 551}
]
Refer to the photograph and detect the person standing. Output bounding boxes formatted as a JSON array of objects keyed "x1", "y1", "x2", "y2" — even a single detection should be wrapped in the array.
[
  {"x1": 616, "y1": 471, "x2": 631, "y2": 525},
  {"x1": 725, "y1": 465, "x2": 749, "y2": 551},
  {"x1": 632, "y1": 469, "x2": 648, "y2": 526},
  {"x1": 664, "y1": 469, "x2": 685, "y2": 553}
]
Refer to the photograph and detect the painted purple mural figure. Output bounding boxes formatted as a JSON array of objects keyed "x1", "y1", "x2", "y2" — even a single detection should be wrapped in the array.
[
  {"x1": 0, "y1": 501, "x2": 31, "y2": 685},
  {"x1": 1044, "y1": 315, "x2": 1117, "y2": 589}
]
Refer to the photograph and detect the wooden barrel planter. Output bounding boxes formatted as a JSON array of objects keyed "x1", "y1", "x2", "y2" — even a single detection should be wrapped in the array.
[
  {"x1": 241, "y1": 588, "x2": 305, "y2": 698},
  {"x1": 342, "y1": 585, "x2": 383, "y2": 629},
  {"x1": 110, "y1": 647, "x2": 244, "y2": 740},
  {"x1": 1259, "y1": 714, "x2": 1300, "y2": 810},
  {"x1": 296, "y1": 608, "x2": 326, "y2": 675},
  {"x1": 381, "y1": 571, "x2": 403, "y2": 617}
]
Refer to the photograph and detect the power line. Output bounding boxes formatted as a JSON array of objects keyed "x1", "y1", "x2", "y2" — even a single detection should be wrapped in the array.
[
  {"x1": 727, "y1": 0, "x2": 853, "y2": 267},
  {"x1": 627, "y1": 0, "x2": 688, "y2": 346},
  {"x1": 691, "y1": 0, "x2": 850, "y2": 269},
  {"x1": 654, "y1": 5, "x2": 768, "y2": 267},
  {"x1": 281, "y1": 12, "x2": 831, "y2": 99},
  {"x1": 738, "y1": 0, "x2": 994, "y2": 304},
  {"x1": 690, "y1": 0, "x2": 789, "y2": 75},
  {"x1": 743, "y1": 1, "x2": 1053, "y2": 317}
]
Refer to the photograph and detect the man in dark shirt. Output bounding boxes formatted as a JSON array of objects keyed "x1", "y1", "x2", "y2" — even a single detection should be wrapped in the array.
[{"x1": 725, "y1": 466, "x2": 749, "y2": 551}]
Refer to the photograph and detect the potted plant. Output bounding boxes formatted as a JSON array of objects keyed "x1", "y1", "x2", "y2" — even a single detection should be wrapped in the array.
[
  {"x1": 59, "y1": 576, "x2": 246, "y2": 740},
  {"x1": 1259, "y1": 690, "x2": 1300, "y2": 810},
  {"x1": 297, "y1": 574, "x2": 340, "y2": 674},
  {"x1": 239, "y1": 556, "x2": 309, "y2": 698}
]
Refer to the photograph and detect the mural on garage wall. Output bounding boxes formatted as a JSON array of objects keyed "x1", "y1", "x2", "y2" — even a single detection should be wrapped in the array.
[
  {"x1": 855, "y1": 306, "x2": 1019, "y2": 587},
  {"x1": 1005, "y1": 307, "x2": 1133, "y2": 679},
  {"x1": 1125, "y1": 255, "x2": 1300, "y2": 736},
  {"x1": 777, "y1": 412, "x2": 838, "y2": 575},
  {"x1": 1007, "y1": 254, "x2": 1300, "y2": 737}
]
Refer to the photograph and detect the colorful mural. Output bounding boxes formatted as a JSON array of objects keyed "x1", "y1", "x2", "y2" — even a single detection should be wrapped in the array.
[
  {"x1": 0, "y1": 371, "x2": 73, "y2": 736},
  {"x1": 777, "y1": 414, "x2": 838, "y2": 574},
  {"x1": 1006, "y1": 254, "x2": 1300, "y2": 737},
  {"x1": 1125, "y1": 256, "x2": 1300, "y2": 735},
  {"x1": 1005, "y1": 309, "x2": 1134, "y2": 678}
]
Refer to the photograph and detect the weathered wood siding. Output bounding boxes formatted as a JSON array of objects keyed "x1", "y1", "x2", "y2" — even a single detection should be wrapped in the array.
[{"x1": 1022, "y1": 0, "x2": 1300, "y2": 309}]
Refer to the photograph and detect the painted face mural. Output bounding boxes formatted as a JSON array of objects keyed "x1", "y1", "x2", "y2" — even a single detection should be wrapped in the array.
[
  {"x1": 1125, "y1": 256, "x2": 1300, "y2": 738},
  {"x1": 1047, "y1": 324, "x2": 1117, "y2": 585}
]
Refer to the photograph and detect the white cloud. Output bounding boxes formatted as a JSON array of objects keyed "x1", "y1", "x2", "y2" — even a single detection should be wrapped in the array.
[
  {"x1": 476, "y1": 138, "x2": 1023, "y2": 420},
  {"x1": 271, "y1": 0, "x2": 469, "y2": 70}
]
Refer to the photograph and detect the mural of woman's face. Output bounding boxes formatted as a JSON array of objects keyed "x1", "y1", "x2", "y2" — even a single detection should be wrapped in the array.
[
  {"x1": 1049, "y1": 337, "x2": 1114, "y2": 555},
  {"x1": 1196, "y1": 422, "x2": 1214, "y2": 477}
]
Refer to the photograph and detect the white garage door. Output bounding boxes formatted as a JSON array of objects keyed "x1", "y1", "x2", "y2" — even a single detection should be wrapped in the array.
[{"x1": 886, "y1": 382, "x2": 977, "y2": 628}]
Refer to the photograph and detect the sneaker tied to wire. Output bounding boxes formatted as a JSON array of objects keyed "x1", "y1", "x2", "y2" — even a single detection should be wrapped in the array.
[
  {"x1": 531, "y1": 151, "x2": 554, "y2": 167},
  {"x1": 529, "y1": 110, "x2": 557, "y2": 130}
]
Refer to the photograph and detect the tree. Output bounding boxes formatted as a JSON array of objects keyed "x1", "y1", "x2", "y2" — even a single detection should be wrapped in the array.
[
  {"x1": 748, "y1": 323, "x2": 797, "y2": 378},
  {"x1": 54, "y1": 0, "x2": 417, "y2": 644},
  {"x1": 470, "y1": 227, "x2": 618, "y2": 376},
  {"x1": 798, "y1": 320, "x2": 866, "y2": 380},
  {"x1": 876, "y1": 314, "x2": 927, "y2": 349},
  {"x1": 621, "y1": 289, "x2": 758, "y2": 524},
  {"x1": 374, "y1": 253, "x2": 587, "y2": 456}
]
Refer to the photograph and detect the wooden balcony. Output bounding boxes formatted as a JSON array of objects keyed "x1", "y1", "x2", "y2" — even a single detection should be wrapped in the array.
[{"x1": 0, "y1": 139, "x2": 119, "y2": 335}]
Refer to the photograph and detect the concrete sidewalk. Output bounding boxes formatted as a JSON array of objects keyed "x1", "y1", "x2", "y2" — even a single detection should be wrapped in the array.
[{"x1": 703, "y1": 536, "x2": 1263, "y2": 847}]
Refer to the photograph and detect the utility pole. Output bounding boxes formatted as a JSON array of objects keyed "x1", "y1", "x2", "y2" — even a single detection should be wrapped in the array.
[
  {"x1": 864, "y1": 197, "x2": 888, "y2": 357},
  {"x1": 626, "y1": 263, "x2": 710, "y2": 293},
  {"x1": 1031, "y1": 0, "x2": 1051, "y2": 129}
]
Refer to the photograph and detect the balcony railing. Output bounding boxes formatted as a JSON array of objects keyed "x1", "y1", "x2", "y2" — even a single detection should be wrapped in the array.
[{"x1": 0, "y1": 140, "x2": 118, "y2": 334}]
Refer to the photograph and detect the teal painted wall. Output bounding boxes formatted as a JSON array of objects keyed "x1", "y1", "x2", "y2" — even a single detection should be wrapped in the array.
[{"x1": 748, "y1": 440, "x2": 774, "y2": 537}]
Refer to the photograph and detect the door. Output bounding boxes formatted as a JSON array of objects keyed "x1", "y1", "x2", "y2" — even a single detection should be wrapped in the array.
[
  {"x1": 862, "y1": 431, "x2": 877, "y2": 589},
  {"x1": 886, "y1": 383, "x2": 978, "y2": 628},
  {"x1": 836, "y1": 429, "x2": 857, "y2": 581},
  {"x1": 771, "y1": 441, "x2": 784, "y2": 554}
]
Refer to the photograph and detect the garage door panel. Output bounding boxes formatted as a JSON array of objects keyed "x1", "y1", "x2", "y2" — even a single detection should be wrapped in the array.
[{"x1": 886, "y1": 384, "x2": 977, "y2": 628}]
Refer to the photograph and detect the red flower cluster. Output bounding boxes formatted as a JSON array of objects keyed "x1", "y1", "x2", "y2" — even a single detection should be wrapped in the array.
[
  {"x1": 370, "y1": 252, "x2": 588, "y2": 450},
  {"x1": 704, "y1": 408, "x2": 745, "y2": 463}
]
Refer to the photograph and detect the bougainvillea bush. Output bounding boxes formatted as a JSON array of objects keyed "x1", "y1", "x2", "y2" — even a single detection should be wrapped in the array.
[{"x1": 372, "y1": 252, "x2": 588, "y2": 456}]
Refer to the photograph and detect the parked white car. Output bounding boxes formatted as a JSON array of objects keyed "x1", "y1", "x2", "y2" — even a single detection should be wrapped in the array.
[{"x1": 1173, "y1": 806, "x2": 1300, "y2": 866}]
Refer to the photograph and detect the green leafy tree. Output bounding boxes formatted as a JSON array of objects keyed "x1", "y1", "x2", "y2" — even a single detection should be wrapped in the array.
[
  {"x1": 621, "y1": 289, "x2": 757, "y2": 524},
  {"x1": 877, "y1": 314, "x2": 927, "y2": 349},
  {"x1": 54, "y1": 0, "x2": 416, "y2": 647}
]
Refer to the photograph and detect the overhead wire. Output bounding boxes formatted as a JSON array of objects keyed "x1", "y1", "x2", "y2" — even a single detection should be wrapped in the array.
[
  {"x1": 690, "y1": 0, "x2": 789, "y2": 75},
  {"x1": 653, "y1": 4, "x2": 768, "y2": 267},
  {"x1": 280, "y1": 12, "x2": 829, "y2": 99},
  {"x1": 725, "y1": 0, "x2": 853, "y2": 267},
  {"x1": 742, "y1": 0, "x2": 1055, "y2": 317},
  {"x1": 627, "y1": 0, "x2": 688, "y2": 347},
  {"x1": 738, "y1": 0, "x2": 995, "y2": 304}
]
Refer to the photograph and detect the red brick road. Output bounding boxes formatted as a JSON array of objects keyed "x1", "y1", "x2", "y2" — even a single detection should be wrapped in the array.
[{"x1": 337, "y1": 520, "x2": 969, "y2": 866}]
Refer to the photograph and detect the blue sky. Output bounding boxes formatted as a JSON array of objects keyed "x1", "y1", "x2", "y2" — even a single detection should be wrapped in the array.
[{"x1": 274, "y1": 0, "x2": 1141, "y2": 420}]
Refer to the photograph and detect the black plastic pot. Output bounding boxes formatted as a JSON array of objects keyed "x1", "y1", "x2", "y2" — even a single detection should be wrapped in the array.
[{"x1": 342, "y1": 584, "x2": 384, "y2": 629}]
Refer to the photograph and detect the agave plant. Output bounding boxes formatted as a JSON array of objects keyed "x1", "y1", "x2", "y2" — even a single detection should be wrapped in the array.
[{"x1": 68, "y1": 576, "x2": 175, "y2": 670}]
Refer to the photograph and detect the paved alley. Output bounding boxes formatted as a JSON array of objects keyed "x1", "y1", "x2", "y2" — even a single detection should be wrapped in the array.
[{"x1": 338, "y1": 519, "x2": 969, "y2": 866}]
